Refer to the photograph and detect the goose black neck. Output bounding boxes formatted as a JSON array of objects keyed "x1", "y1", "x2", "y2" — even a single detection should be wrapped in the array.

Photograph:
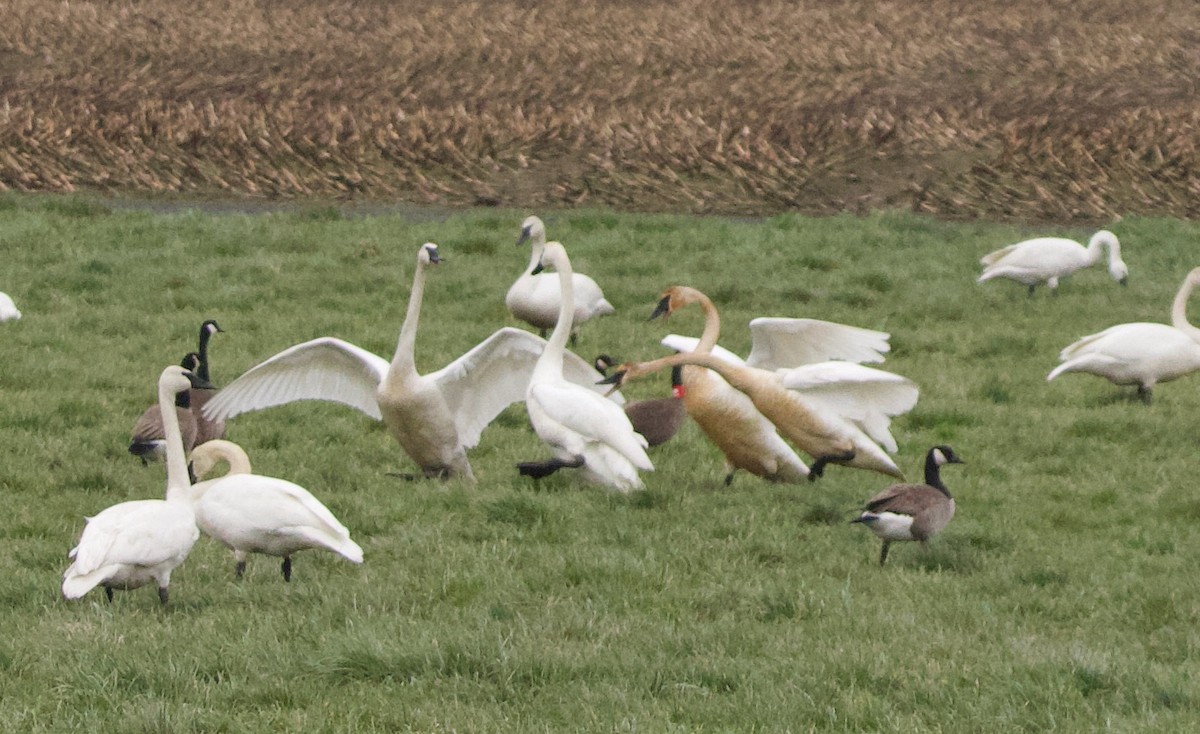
[
  {"x1": 670, "y1": 365, "x2": 683, "y2": 387},
  {"x1": 923, "y1": 451, "x2": 951, "y2": 495},
  {"x1": 197, "y1": 328, "x2": 213, "y2": 382},
  {"x1": 175, "y1": 390, "x2": 191, "y2": 409}
]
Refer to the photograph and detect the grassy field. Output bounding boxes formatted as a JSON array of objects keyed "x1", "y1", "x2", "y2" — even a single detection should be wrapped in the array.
[
  {"x1": 2, "y1": 0, "x2": 1200, "y2": 221},
  {"x1": 1, "y1": 195, "x2": 1199, "y2": 730}
]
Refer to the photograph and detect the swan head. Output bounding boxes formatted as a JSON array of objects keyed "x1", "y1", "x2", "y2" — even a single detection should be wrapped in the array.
[
  {"x1": 190, "y1": 439, "x2": 251, "y2": 480},
  {"x1": 517, "y1": 215, "x2": 546, "y2": 247},
  {"x1": 418, "y1": 242, "x2": 442, "y2": 266},
  {"x1": 1109, "y1": 259, "x2": 1129, "y2": 285},
  {"x1": 596, "y1": 360, "x2": 655, "y2": 395},
  {"x1": 531, "y1": 242, "x2": 568, "y2": 275},
  {"x1": 160, "y1": 364, "x2": 210, "y2": 395},
  {"x1": 649, "y1": 285, "x2": 707, "y2": 321},
  {"x1": 1185, "y1": 267, "x2": 1200, "y2": 287}
]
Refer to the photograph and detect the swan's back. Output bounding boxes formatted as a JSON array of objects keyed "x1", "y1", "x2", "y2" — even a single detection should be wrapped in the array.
[{"x1": 0, "y1": 291, "x2": 20, "y2": 322}]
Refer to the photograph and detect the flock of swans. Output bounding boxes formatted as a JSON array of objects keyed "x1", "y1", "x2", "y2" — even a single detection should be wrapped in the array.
[{"x1": 40, "y1": 218, "x2": 1200, "y2": 600}]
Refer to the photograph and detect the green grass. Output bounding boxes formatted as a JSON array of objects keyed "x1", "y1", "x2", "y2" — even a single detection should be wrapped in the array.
[{"x1": 2, "y1": 194, "x2": 1199, "y2": 731}]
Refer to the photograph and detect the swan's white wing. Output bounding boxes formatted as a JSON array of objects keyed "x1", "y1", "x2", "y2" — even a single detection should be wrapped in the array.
[
  {"x1": 779, "y1": 362, "x2": 919, "y2": 452},
  {"x1": 204, "y1": 474, "x2": 351, "y2": 538},
  {"x1": 70, "y1": 501, "x2": 196, "y2": 575},
  {"x1": 746, "y1": 318, "x2": 890, "y2": 368},
  {"x1": 530, "y1": 382, "x2": 652, "y2": 469},
  {"x1": 660, "y1": 335, "x2": 746, "y2": 366},
  {"x1": 429, "y1": 327, "x2": 621, "y2": 449},
  {"x1": 203, "y1": 337, "x2": 389, "y2": 422}
]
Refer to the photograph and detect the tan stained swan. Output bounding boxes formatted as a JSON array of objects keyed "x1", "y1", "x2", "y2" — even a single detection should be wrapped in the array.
[
  {"x1": 63, "y1": 365, "x2": 203, "y2": 604},
  {"x1": 187, "y1": 439, "x2": 363, "y2": 581},
  {"x1": 1047, "y1": 266, "x2": 1200, "y2": 403},
  {"x1": 520, "y1": 242, "x2": 653, "y2": 491},
  {"x1": 978, "y1": 230, "x2": 1128, "y2": 295},
  {"x1": 506, "y1": 215, "x2": 614, "y2": 340},
  {"x1": 204, "y1": 243, "x2": 616, "y2": 481},
  {"x1": 851, "y1": 445, "x2": 964, "y2": 565}
]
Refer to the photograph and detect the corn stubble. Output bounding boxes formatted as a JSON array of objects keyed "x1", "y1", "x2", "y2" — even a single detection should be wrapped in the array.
[{"x1": 1, "y1": 0, "x2": 1197, "y2": 219}]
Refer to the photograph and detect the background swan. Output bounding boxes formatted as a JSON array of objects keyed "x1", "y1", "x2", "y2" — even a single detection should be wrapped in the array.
[
  {"x1": 205, "y1": 242, "x2": 616, "y2": 481},
  {"x1": 1047, "y1": 266, "x2": 1200, "y2": 403},
  {"x1": 188, "y1": 439, "x2": 363, "y2": 581},
  {"x1": 0, "y1": 291, "x2": 20, "y2": 322},
  {"x1": 506, "y1": 215, "x2": 615, "y2": 340},
  {"x1": 978, "y1": 230, "x2": 1128, "y2": 295},
  {"x1": 521, "y1": 242, "x2": 653, "y2": 491},
  {"x1": 63, "y1": 365, "x2": 203, "y2": 604}
]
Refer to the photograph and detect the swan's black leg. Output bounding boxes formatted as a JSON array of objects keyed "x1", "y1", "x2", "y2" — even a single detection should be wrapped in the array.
[
  {"x1": 235, "y1": 560, "x2": 246, "y2": 579},
  {"x1": 1138, "y1": 385, "x2": 1153, "y2": 405},
  {"x1": 105, "y1": 586, "x2": 114, "y2": 603},
  {"x1": 158, "y1": 586, "x2": 169, "y2": 605},
  {"x1": 517, "y1": 456, "x2": 585, "y2": 479},
  {"x1": 724, "y1": 472, "x2": 735, "y2": 486},
  {"x1": 807, "y1": 450, "x2": 856, "y2": 481},
  {"x1": 281, "y1": 557, "x2": 292, "y2": 582}
]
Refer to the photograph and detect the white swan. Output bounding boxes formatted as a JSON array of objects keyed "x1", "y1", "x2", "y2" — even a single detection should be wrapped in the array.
[
  {"x1": 0, "y1": 291, "x2": 20, "y2": 322},
  {"x1": 520, "y1": 242, "x2": 653, "y2": 491},
  {"x1": 978, "y1": 230, "x2": 1128, "y2": 295},
  {"x1": 204, "y1": 243, "x2": 616, "y2": 481},
  {"x1": 1047, "y1": 266, "x2": 1200, "y2": 403},
  {"x1": 63, "y1": 365, "x2": 202, "y2": 604},
  {"x1": 129, "y1": 352, "x2": 206, "y2": 463},
  {"x1": 506, "y1": 215, "x2": 614, "y2": 340},
  {"x1": 187, "y1": 440, "x2": 363, "y2": 581}
]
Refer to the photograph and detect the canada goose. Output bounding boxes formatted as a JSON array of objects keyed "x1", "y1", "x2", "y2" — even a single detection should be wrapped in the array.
[
  {"x1": 599, "y1": 346, "x2": 918, "y2": 480},
  {"x1": 593, "y1": 354, "x2": 687, "y2": 447},
  {"x1": 63, "y1": 365, "x2": 203, "y2": 604},
  {"x1": 187, "y1": 439, "x2": 363, "y2": 581},
  {"x1": 851, "y1": 445, "x2": 964, "y2": 565},
  {"x1": 129, "y1": 352, "x2": 208, "y2": 463},
  {"x1": 1047, "y1": 266, "x2": 1200, "y2": 403},
  {"x1": 978, "y1": 230, "x2": 1128, "y2": 296},
  {"x1": 204, "y1": 243, "x2": 617, "y2": 481},
  {"x1": 519, "y1": 242, "x2": 653, "y2": 491},
  {"x1": 0, "y1": 291, "x2": 20, "y2": 322},
  {"x1": 506, "y1": 215, "x2": 614, "y2": 341}
]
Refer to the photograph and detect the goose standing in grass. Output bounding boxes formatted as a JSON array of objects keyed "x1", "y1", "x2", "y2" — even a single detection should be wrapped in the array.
[
  {"x1": 851, "y1": 445, "x2": 964, "y2": 566},
  {"x1": 129, "y1": 352, "x2": 207, "y2": 464},
  {"x1": 519, "y1": 242, "x2": 653, "y2": 491},
  {"x1": 187, "y1": 440, "x2": 363, "y2": 582},
  {"x1": 1047, "y1": 266, "x2": 1200, "y2": 403},
  {"x1": 593, "y1": 354, "x2": 687, "y2": 448},
  {"x1": 600, "y1": 292, "x2": 916, "y2": 482},
  {"x1": 506, "y1": 215, "x2": 614, "y2": 341},
  {"x1": 978, "y1": 230, "x2": 1128, "y2": 296},
  {"x1": 63, "y1": 365, "x2": 204, "y2": 604},
  {"x1": 0, "y1": 291, "x2": 20, "y2": 322},
  {"x1": 204, "y1": 243, "x2": 615, "y2": 482},
  {"x1": 128, "y1": 320, "x2": 225, "y2": 462}
]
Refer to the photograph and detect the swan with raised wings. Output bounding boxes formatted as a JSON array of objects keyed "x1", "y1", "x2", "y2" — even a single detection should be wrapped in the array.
[
  {"x1": 520, "y1": 242, "x2": 653, "y2": 491},
  {"x1": 204, "y1": 243, "x2": 616, "y2": 481},
  {"x1": 1047, "y1": 266, "x2": 1200, "y2": 403},
  {"x1": 188, "y1": 440, "x2": 363, "y2": 581},
  {"x1": 978, "y1": 230, "x2": 1128, "y2": 295},
  {"x1": 506, "y1": 215, "x2": 614, "y2": 340},
  {"x1": 63, "y1": 365, "x2": 204, "y2": 604}
]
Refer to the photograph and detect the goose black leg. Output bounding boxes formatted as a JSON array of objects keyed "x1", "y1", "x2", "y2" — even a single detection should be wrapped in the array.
[
  {"x1": 281, "y1": 557, "x2": 292, "y2": 582},
  {"x1": 879, "y1": 541, "x2": 891, "y2": 566}
]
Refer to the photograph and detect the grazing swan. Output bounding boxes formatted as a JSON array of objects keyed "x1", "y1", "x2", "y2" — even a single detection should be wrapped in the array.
[
  {"x1": 1047, "y1": 266, "x2": 1200, "y2": 403},
  {"x1": 63, "y1": 365, "x2": 203, "y2": 604},
  {"x1": 593, "y1": 354, "x2": 687, "y2": 447},
  {"x1": 187, "y1": 440, "x2": 363, "y2": 581},
  {"x1": 204, "y1": 243, "x2": 615, "y2": 481},
  {"x1": 128, "y1": 320, "x2": 225, "y2": 462},
  {"x1": 851, "y1": 445, "x2": 964, "y2": 566},
  {"x1": 129, "y1": 352, "x2": 208, "y2": 463},
  {"x1": 600, "y1": 323, "x2": 918, "y2": 481},
  {"x1": 506, "y1": 215, "x2": 614, "y2": 340},
  {"x1": 978, "y1": 230, "x2": 1128, "y2": 295},
  {"x1": 0, "y1": 291, "x2": 20, "y2": 322},
  {"x1": 520, "y1": 242, "x2": 653, "y2": 491}
]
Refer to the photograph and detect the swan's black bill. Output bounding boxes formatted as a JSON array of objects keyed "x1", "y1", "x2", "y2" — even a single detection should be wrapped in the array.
[
  {"x1": 517, "y1": 226, "x2": 532, "y2": 246},
  {"x1": 648, "y1": 296, "x2": 671, "y2": 321}
]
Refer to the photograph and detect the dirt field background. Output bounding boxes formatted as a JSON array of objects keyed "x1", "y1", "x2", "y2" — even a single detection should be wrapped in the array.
[{"x1": 2, "y1": 0, "x2": 1198, "y2": 221}]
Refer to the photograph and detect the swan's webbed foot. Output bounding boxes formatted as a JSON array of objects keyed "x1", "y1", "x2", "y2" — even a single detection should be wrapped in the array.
[
  {"x1": 281, "y1": 557, "x2": 292, "y2": 582},
  {"x1": 807, "y1": 450, "x2": 856, "y2": 481},
  {"x1": 158, "y1": 586, "x2": 169, "y2": 605},
  {"x1": 517, "y1": 456, "x2": 585, "y2": 479},
  {"x1": 1137, "y1": 385, "x2": 1153, "y2": 405},
  {"x1": 1027, "y1": 284, "x2": 1037, "y2": 298}
]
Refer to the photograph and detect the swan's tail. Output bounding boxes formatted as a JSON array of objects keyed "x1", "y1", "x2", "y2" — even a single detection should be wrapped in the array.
[
  {"x1": 291, "y1": 527, "x2": 364, "y2": 564},
  {"x1": 62, "y1": 563, "x2": 116, "y2": 599}
]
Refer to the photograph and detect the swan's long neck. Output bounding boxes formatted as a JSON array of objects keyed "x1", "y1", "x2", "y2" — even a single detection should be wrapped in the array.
[
  {"x1": 692, "y1": 292, "x2": 722, "y2": 354},
  {"x1": 533, "y1": 252, "x2": 575, "y2": 383},
  {"x1": 1102, "y1": 236, "x2": 1122, "y2": 266},
  {"x1": 1171, "y1": 275, "x2": 1200, "y2": 341},
  {"x1": 159, "y1": 380, "x2": 192, "y2": 502},
  {"x1": 627, "y1": 351, "x2": 751, "y2": 393},
  {"x1": 391, "y1": 260, "x2": 429, "y2": 377}
]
